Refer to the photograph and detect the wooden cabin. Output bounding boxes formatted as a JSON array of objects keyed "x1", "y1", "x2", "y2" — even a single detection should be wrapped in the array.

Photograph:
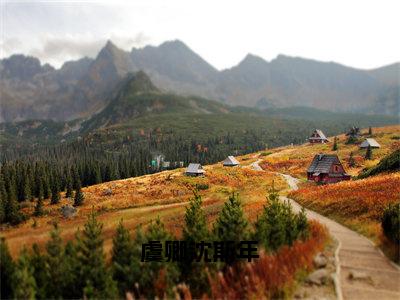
[
  {"x1": 309, "y1": 129, "x2": 329, "y2": 144},
  {"x1": 307, "y1": 154, "x2": 350, "y2": 183},
  {"x1": 223, "y1": 156, "x2": 240, "y2": 167},
  {"x1": 185, "y1": 163, "x2": 205, "y2": 177},
  {"x1": 360, "y1": 138, "x2": 381, "y2": 149}
]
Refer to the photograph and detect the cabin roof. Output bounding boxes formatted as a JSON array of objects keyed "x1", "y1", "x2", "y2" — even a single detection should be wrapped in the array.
[
  {"x1": 223, "y1": 155, "x2": 240, "y2": 166},
  {"x1": 307, "y1": 154, "x2": 340, "y2": 174},
  {"x1": 186, "y1": 163, "x2": 205, "y2": 173},
  {"x1": 360, "y1": 138, "x2": 381, "y2": 148},
  {"x1": 310, "y1": 129, "x2": 328, "y2": 140}
]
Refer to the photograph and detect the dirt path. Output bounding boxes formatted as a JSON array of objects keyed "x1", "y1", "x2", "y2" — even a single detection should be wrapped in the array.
[{"x1": 276, "y1": 171, "x2": 400, "y2": 300}]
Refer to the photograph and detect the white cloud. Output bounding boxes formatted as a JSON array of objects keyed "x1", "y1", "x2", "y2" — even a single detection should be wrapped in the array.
[{"x1": 1, "y1": 0, "x2": 399, "y2": 69}]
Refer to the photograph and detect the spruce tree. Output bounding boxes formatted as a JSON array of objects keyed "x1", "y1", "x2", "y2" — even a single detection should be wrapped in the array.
[
  {"x1": 0, "y1": 238, "x2": 15, "y2": 299},
  {"x1": 0, "y1": 175, "x2": 6, "y2": 223},
  {"x1": 31, "y1": 243, "x2": 48, "y2": 299},
  {"x1": 112, "y1": 220, "x2": 134, "y2": 295},
  {"x1": 34, "y1": 197, "x2": 44, "y2": 217},
  {"x1": 348, "y1": 152, "x2": 356, "y2": 167},
  {"x1": 62, "y1": 241, "x2": 80, "y2": 299},
  {"x1": 50, "y1": 179, "x2": 61, "y2": 204},
  {"x1": 365, "y1": 145, "x2": 373, "y2": 160},
  {"x1": 75, "y1": 211, "x2": 117, "y2": 298},
  {"x1": 6, "y1": 186, "x2": 23, "y2": 225},
  {"x1": 65, "y1": 171, "x2": 73, "y2": 198},
  {"x1": 21, "y1": 176, "x2": 31, "y2": 202},
  {"x1": 183, "y1": 190, "x2": 209, "y2": 242},
  {"x1": 296, "y1": 207, "x2": 309, "y2": 239},
  {"x1": 332, "y1": 136, "x2": 338, "y2": 151},
  {"x1": 181, "y1": 190, "x2": 210, "y2": 295},
  {"x1": 213, "y1": 192, "x2": 249, "y2": 243},
  {"x1": 140, "y1": 218, "x2": 179, "y2": 299},
  {"x1": 73, "y1": 180, "x2": 84, "y2": 207},
  {"x1": 42, "y1": 175, "x2": 50, "y2": 199},
  {"x1": 45, "y1": 223, "x2": 65, "y2": 298},
  {"x1": 255, "y1": 191, "x2": 286, "y2": 252},
  {"x1": 13, "y1": 248, "x2": 37, "y2": 300}
]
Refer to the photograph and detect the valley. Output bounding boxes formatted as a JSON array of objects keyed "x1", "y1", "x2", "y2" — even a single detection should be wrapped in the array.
[{"x1": 1, "y1": 124, "x2": 399, "y2": 299}]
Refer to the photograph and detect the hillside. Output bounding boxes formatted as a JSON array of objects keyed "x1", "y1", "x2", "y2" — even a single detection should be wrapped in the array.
[
  {"x1": 2, "y1": 70, "x2": 397, "y2": 151},
  {"x1": 81, "y1": 71, "x2": 230, "y2": 132},
  {"x1": 1, "y1": 124, "x2": 399, "y2": 299},
  {"x1": 259, "y1": 125, "x2": 400, "y2": 178},
  {"x1": 1, "y1": 40, "x2": 398, "y2": 122},
  {"x1": 2, "y1": 125, "x2": 399, "y2": 257}
]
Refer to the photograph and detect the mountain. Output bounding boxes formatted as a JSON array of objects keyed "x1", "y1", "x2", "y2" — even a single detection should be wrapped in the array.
[
  {"x1": 0, "y1": 40, "x2": 398, "y2": 122},
  {"x1": 1, "y1": 71, "x2": 398, "y2": 149},
  {"x1": 81, "y1": 71, "x2": 230, "y2": 132}
]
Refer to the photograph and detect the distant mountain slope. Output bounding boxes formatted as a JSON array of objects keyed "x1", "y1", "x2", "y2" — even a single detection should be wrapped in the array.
[
  {"x1": 0, "y1": 40, "x2": 398, "y2": 122},
  {"x1": 81, "y1": 71, "x2": 230, "y2": 132}
]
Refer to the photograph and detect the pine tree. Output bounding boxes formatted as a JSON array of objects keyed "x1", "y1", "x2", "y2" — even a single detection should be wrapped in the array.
[
  {"x1": 255, "y1": 192, "x2": 286, "y2": 252},
  {"x1": 213, "y1": 192, "x2": 249, "y2": 243},
  {"x1": 6, "y1": 185, "x2": 23, "y2": 225},
  {"x1": 296, "y1": 207, "x2": 309, "y2": 239},
  {"x1": 365, "y1": 145, "x2": 373, "y2": 160},
  {"x1": 42, "y1": 175, "x2": 50, "y2": 199},
  {"x1": 140, "y1": 218, "x2": 179, "y2": 299},
  {"x1": 21, "y1": 175, "x2": 31, "y2": 202},
  {"x1": 181, "y1": 190, "x2": 210, "y2": 295},
  {"x1": 50, "y1": 179, "x2": 61, "y2": 204},
  {"x1": 62, "y1": 241, "x2": 80, "y2": 299},
  {"x1": 0, "y1": 238, "x2": 15, "y2": 299},
  {"x1": 112, "y1": 220, "x2": 134, "y2": 295},
  {"x1": 13, "y1": 248, "x2": 37, "y2": 300},
  {"x1": 31, "y1": 243, "x2": 48, "y2": 299},
  {"x1": 75, "y1": 211, "x2": 117, "y2": 298},
  {"x1": 332, "y1": 136, "x2": 338, "y2": 151},
  {"x1": 65, "y1": 171, "x2": 73, "y2": 198},
  {"x1": 348, "y1": 152, "x2": 356, "y2": 167},
  {"x1": 34, "y1": 197, "x2": 44, "y2": 217},
  {"x1": 73, "y1": 180, "x2": 84, "y2": 207},
  {"x1": 183, "y1": 190, "x2": 209, "y2": 242},
  {"x1": 0, "y1": 175, "x2": 6, "y2": 223},
  {"x1": 45, "y1": 223, "x2": 65, "y2": 298}
]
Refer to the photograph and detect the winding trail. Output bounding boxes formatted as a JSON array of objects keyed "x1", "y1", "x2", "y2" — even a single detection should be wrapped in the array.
[{"x1": 251, "y1": 160, "x2": 400, "y2": 300}]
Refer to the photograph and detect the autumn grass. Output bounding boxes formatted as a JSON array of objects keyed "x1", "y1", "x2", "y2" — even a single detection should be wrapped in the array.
[
  {"x1": 289, "y1": 173, "x2": 400, "y2": 261},
  {"x1": 208, "y1": 221, "x2": 329, "y2": 299},
  {"x1": 259, "y1": 125, "x2": 400, "y2": 179},
  {"x1": 1, "y1": 156, "x2": 286, "y2": 258}
]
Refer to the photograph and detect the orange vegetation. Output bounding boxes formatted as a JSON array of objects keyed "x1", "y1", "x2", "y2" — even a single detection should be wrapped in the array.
[
  {"x1": 260, "y1": 125, "x2": 400, "y2": 179},
  {"x1": 288, "y1": 173, "x2": 400, "y2": 241},
  {"x1": 1, "y1": 158, "x2": 286, "y2": 257},
  {"x1": 208, "y1": 221, "x2": 328, "y2": 299}
]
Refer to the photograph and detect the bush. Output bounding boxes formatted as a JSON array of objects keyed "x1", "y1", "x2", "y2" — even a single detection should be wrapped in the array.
[
  {"x1": 254, "y1": 188, "x2": 309, "y2": 252},
  {"x1": 195, "y1": 183, "x2": 209, "y2": 190},
  {"x1": 358, "y1": 149, "x2": 400, "y2": 179},
  {"x1": 382, "y1": 203, "x2": 400, "y2": 244}
]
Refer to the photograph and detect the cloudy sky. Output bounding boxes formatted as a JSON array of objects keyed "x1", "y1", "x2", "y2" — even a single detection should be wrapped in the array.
[{"x1": 1, "y1": 0, "x2": 399, "y2": 69}]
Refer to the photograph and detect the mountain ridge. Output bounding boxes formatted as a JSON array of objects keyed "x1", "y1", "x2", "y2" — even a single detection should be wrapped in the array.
[{"x1": 0, "y1": 39, "x2": 398, "y2": 122}]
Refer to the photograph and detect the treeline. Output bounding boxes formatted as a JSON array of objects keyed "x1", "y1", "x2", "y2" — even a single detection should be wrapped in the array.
[
  {"x1": 0, "y1": 130, "x2": 277, "y2": 225},
  {"x1": 0, "y1": 190, "x2": 310, "y2": 299}
]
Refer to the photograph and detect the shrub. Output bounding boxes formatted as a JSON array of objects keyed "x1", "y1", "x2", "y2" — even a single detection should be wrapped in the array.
[
  {"x1": 195, "y1": 183, "x2": 209, "y2": 190},
  {"x1": 254, "y1": 188, "x2": 309, "y2": 252},
  {"x1": 382, "y1": 203, "x2": 400, "y2": 244},
  {"x1": 359, "y1": 149, "x2": 400, "y2": 178}
]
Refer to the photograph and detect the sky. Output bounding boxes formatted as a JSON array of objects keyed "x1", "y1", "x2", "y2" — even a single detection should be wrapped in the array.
[{"x1": 1, "y1": 0, "x2": 399, "y2": 70}]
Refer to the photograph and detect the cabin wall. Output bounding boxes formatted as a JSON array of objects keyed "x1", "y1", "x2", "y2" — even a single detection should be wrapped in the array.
[
  {"x1": 329, "y1": 163, "x2": 344, "y2": 174},
  {"x1": 309, "y1": 139, "x2": 326, "y2": 144},
  {"x1": 307, "y1": 172, "x2": 350, "y2": 184}
]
